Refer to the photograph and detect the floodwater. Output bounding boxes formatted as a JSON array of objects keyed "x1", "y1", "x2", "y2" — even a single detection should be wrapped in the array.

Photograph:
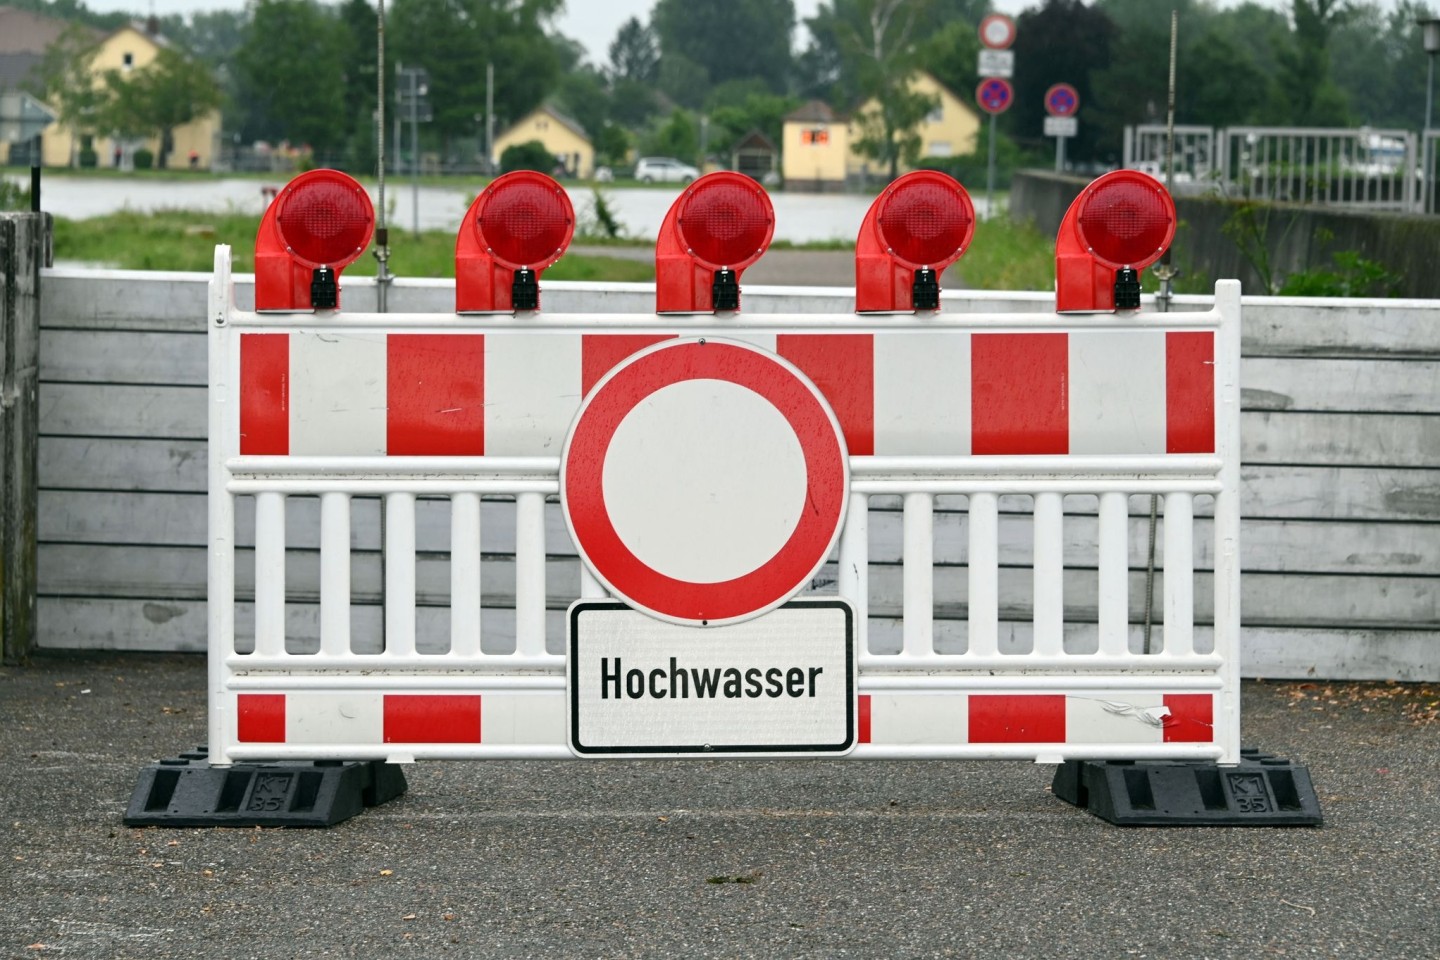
[{"x1": 11, "y1": 174, "x2": 995, "y2": 243}]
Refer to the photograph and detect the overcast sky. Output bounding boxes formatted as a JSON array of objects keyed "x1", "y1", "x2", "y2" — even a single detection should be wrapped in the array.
[{"x1": 79, "y1": 0, "x2": 1038, "y2": 67}]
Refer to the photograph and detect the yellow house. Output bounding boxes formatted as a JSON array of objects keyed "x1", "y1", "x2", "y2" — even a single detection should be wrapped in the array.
[
  {"x1": 37, "y1": 20, "x2": 222, "y2": 169},
  {"x1": 847, "y1": 71, "x2": 980, "y2": 180},
  {"x1": 492, "y1": 105, "x2": 594, "y2": 179},
  {"x1": 782, "y1": 72, "x2": 980, "y2": 191},
  {"x1": 781, "y1": 100, "x2": 850, "y2": 191}
]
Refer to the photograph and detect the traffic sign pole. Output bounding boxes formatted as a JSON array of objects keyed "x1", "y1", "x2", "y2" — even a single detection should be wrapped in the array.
[{"x1": 987, "y1": 113, "x2": 997, "y2": 218}]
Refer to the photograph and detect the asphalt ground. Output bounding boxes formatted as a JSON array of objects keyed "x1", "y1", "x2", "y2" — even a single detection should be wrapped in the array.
[{"x1": 2, "y1": 653, "x2": 1438, "y2": 959}]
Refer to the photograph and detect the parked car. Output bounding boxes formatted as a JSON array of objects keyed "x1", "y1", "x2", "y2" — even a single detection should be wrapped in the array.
[{"x1": 634, "y1": 157, "x2": 699, "y2": 184}]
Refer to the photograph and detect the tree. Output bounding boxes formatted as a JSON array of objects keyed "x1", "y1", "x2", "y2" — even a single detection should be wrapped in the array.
[
  {"x1": 1274, "y1": 0, "x2": 1352, "y2": 125},
  {"x1": 801, "y1": 0, "x2": 940, "y2": 178},
  {"x1": 608, "y1": 16, "x2": 658, "y2": 83},
  {"x1": 652, "y1": 0, "x2": 795, "y2": 103},
  {"x1": 234, "y1": 0, "x2": 347, "y2": 153},
  {"x1": 705, "y1": 82, "x2": 799, "y2": 155},
  {"x1": 1010, "y1": 0, "x2": 1117, "y2": 162},
  {"x1": 28, "y1": 24, "x2": 108, "y2": 144},
  {"x1": 100, "y1": 47, "x2": 222, "y2": 168},
  {"x1": 390, "y1": 0, "x2": 563, "y2": 147}
]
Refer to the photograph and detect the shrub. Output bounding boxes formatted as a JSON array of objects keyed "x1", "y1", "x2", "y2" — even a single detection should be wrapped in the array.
[
  {"x1": 500, "y1": 140, "x2": 555, "y2": 175},
  {"x1": 133, "y1": 148, "x2": 154, "y2": 170},
  {"x1": 78, "y1": 148, "x2": 98, "y2": 168}
]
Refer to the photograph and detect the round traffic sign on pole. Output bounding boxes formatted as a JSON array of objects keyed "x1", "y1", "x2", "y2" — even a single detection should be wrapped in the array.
[
  {"x1": 561, "y1": 338, "x2": 849, "y2": 627},
  {"x1": 976, "y1": 77, "x2": 1014, "y2": 115},
  {"x1": 979, "y1": 13, "x2": 1016, "y2": 50},
  {"x1": 1045, "y1": 83, "x2": 1081, "y2": 118}
]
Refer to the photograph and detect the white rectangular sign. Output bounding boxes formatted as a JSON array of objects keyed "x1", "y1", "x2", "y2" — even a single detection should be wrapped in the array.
[
  {"x1": 567, "y1": 599, "x2": 856, "y2": 757},
  {"x1": 978, "y1": 49, "x2": 1014, "y2": 78},
  {"x1": 1044, "y1": 116, "x2": 1078, "y2": 137}
]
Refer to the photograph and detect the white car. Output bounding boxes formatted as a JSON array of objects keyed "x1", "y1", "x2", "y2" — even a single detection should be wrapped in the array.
[{"x1": 634, "y1": 157, "x2": 699, "y2": 184}]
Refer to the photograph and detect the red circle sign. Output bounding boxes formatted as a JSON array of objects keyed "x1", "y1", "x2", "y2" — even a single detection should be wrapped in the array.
[
  {"x1": 977, "y1": 78, "x2": 1013, "y2": 115},
  {"x1": 979, "y1": 13, "x2": 1016, "y2": 50},
  {"x1": 562, "y1": 339, "x2": 849, "y2": 626},
  {"x1": 1045, "y1": 83, "x2": 1080, "y2": 118}
]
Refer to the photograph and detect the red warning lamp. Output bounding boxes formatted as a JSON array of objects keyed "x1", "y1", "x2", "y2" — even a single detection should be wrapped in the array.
[
  {"x1": 856, "y1": 170, "x2": 975, "y2": 312},
  {"x1": 255, "y1": 169, "x2": 374, "y2": 312},
  {"x1": 656, "y1": 171, "x2": 774, "y2": 313},
  {"x1": 457, "y1": 171, "x2": 574, "y2": 312},
  {"x1": 1056, "y1": 169, "x2": 1176, "y2": 313}
]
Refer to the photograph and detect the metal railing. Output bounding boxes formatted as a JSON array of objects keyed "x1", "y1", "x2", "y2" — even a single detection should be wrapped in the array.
[{"x1": 1126, "y1": 124, "x2": 1427, "y2": 212}]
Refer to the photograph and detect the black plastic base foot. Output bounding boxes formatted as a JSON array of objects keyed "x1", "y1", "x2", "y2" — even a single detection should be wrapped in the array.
[
  {"x1": 1052, "y1": 748, "x2": 1322, "y2": 827},
  {"x1": 125, "y1": 747, "x2": 407, "y2": 828}
]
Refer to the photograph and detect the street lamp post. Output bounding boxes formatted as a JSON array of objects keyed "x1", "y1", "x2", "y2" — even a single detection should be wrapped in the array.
[{"x1": 1421, "y1": 18, "x2": 1440, "y2": 213}]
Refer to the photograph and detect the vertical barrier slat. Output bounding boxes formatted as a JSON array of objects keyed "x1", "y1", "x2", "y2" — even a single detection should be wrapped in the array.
[
  {"x1": 967, "y1": 492, "x2": 999, "y2": 657},
  {"x1": 902, "y1": 492, "x2": 933, "y2": 657},
  {"x1": 1163, "y1": 492, "x2": 1194, "y2": 658},
  {"x1": 1032, "y1": 492, "x2": 1064, "y2": 657},
  {"x1": 208, "y1": 254, "x2": 235, "y2": 763},
  {"x1": 838, "y1": 494, "x2": 869, "y2": 653},
  {"x1": 254, "y1": 491, "x2": 286, "y2": 657},
  {"x1": 1213, "y1": 280, "x2": 1244, "y2": 763},
  {"x1": 319, "y1": 492, "x2": 351, "y2": 657},
  {"x1": 1097, "y1": 491, "x2": 1129, "y2": 656},
  {"x1": 385, "y1": 492, "x2": 416, "y2": 656},
  {"x1": 515, "y1": 492, "x2": 546, "y2": 657},
  {"x1": 450, "y1": 492, "x2": 482, "y2": 657}
]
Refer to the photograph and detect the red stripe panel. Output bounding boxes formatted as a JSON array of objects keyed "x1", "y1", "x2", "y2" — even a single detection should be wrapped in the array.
[
  {"x1": 858, "y1": 694, "x2": 872, "y2": 744},
  {"x1": 582, "y1": 334, "x2": 674, "y2": 396},
  {"x1": 240, "y1": 334, "x2": 289, "y2": 454},
  {"x1": 1162, "y1": 694, "x2": 1214, "y2": 743},
  {"x1": 971, "y1": 333, "x2": 1068, "y2": 455},
  {"x1": 383, "y1": 695, "x2": 482, "y2": 743},
  {"x1": 968, "y1": 694, "x2": 1066, "y2": 743},
  {"x1": 776, "y1": 334, "x2": 874, "y2": 455},
  {"x1": 237, "y1": 694, "x2": 286, "y2": 743},
  {"x1": 387, "y1": 334, "x2": 486, "y2": 455},
  {"x1": 1166, "y1": 332, "x2": 1215, "y2": 453}
]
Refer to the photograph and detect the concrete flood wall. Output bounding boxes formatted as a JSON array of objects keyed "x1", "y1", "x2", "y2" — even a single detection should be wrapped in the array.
[
  {"x1": 34, "y1": 269, "x2": 1440, "y2": 680},
  {"x1": 1, "y1": 213, "x2": 47, "y2": 664},
  {"x1": 1010, "y1": 170, "x2": 1440, "y2": 299}
]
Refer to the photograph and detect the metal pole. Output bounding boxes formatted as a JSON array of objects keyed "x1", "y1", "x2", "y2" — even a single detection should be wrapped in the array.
[
  {"x1": 986, "y1": 112, "x2": 996, "y2": 218},
  {"x1": 29, "y1": 134, "x2": 40, "y2": 211},
  {"x1": 1426, "y1": 52, "x2": 1435, "y2": 213},
  {"x1": 374, "y1": 0, "x2": 390, "y2": 313},
  {"x1": 486, "y1": 62, "x2": 494, "y2": 175},
  {"x1": 1056, "y1": 135, "x2": 1066, "y2": 173},
  {"x1": 1144, "y1": 8, "x2": 1180, "y2": 657},
  {"x1": 411, "y1": 70, "x2": 420, "y2": 237}
]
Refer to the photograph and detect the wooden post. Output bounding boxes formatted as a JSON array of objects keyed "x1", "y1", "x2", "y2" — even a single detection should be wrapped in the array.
[{"x1": 1, "y1": 213, "x2": 47, "y2": 664}]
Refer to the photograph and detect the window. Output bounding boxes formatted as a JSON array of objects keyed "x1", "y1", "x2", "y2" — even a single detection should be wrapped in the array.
[
  {"x1": 122, "y1": 52, "x2": 134, "y2": 70},
  {"x1": 929, "y1": 141, "x2": 952, "y2": 157},
  {"x1": 926, "y1": 104, "x2": 944, "y2": 123},
  {"x1": 802, "y1": 127, "x2": 829, "y2": 146}
]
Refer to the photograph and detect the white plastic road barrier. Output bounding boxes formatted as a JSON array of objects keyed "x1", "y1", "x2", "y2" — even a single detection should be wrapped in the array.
[{"x1": 206, "y1": 245, "x2": 1242, "y2": 766}]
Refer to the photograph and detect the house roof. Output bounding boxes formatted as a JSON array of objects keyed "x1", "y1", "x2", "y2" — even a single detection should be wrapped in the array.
[
  {"x1": 0, "y1": 52, "x2": 41, "y2": 92},
  {"x1": 784, "y1": 100, "x2": 840, "y2": 124},
  {"x1": 500, "y1": 104, "x2": 592, "y2": 145},
  {"x1": 733, "y1": 128, "x2": 777, "y2": 153},
  {"x1": 0, "y1": 6, "x2": 75, "y2": 55}
]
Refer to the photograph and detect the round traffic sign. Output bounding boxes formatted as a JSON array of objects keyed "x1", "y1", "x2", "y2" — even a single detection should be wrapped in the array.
[
  {"x1": 1045, "y1": 83, "x2": 1080, "y2": 118},
  {"x1": 976, "y1": 78, "x2": 1013, "y2": 115},
  {"x1": 979, "y1": 13, "x2": 1016, "y2": 50},
  {"x1": 561, "y1": 338, "x2": 849, "y2": 627}
]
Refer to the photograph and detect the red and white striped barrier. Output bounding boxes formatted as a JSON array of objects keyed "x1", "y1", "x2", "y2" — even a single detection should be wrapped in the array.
[
  {"x1": 207, "y1": 246, "x2": 1243, "y2": 766},
  {"x1": 236, "y1": 328, "x2": 1215, "y2": 458}
]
